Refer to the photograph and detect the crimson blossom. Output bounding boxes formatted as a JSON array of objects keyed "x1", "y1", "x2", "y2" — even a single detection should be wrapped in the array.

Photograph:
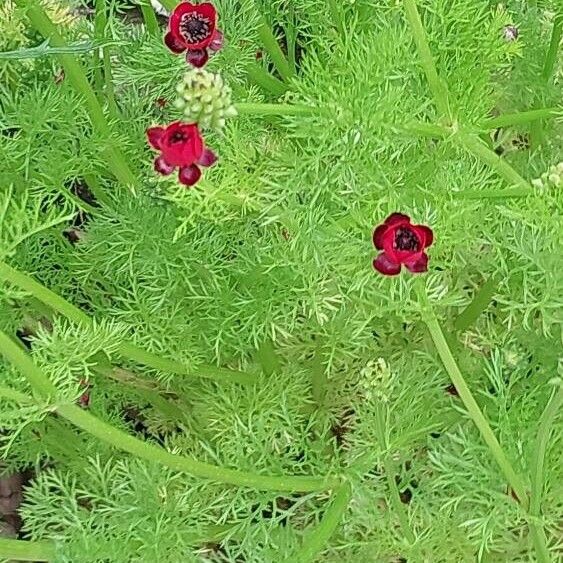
[
  {"x1": 164, "y1": 2, "x2": 224, "y2": 67},
  {"x1": 372, "y1": 213, "x2": 434, "y2": 276}
]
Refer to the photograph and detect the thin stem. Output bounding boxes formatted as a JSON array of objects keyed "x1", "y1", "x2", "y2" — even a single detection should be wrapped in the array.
[
  {"x1": 255, "y1": 14, "x2": 294, "y2": 82},
  {"x1": 453, "y1": 187, "x2": 534, "y2": 199},
  {"x1": 416, "y1": 282, "x2": 529, "y2": 507},
  {"x1": 480, "y1": 108, "x2": 558, "y2": 130},
  {"x1": 528, "y1": 385, "x2": 563, "y2": 563},
  {"x1": 139, "y1": 0, "x2": 160, "y2": 35},
  {"x1": 0, "y1": 333, "x2": 339, "y2": 493},
  {"x1": 102, "y1": 46, "x2": 119, "y2": 120},
  {"x1": 284, "y1": 482, "x2": 352, "y2": 563},
  {"x1": 0, "y1": 332, "x2": 57, "y2": 398},
  {"x1": 235, "y1": 102, "x2": 323, "y2": 117},
  {"x1": 0, "y1": 538, "x2": 56, "y2": 562},
  {"x1": 247, "y1": 63, "x2": 289, "y2": 96},
  {"x1": 374, "y1": 403, "x2": 416, "y2": 544},
  {"x1": 402, "y1": 0, "x2": 449, "y2": 118},
  {"x1": 59, "y1": 403, "x2": 338, "y2": 491},
  {"x1": 530, "y1": 15, "x2": 562, "y2": 147},
  {"x1": 541, "y1": 15, "x2": 562, "y2": 83},
  {"x1": 531, "y1": 385, "x2": 563, "y2": 516},
  {"x1": 95, "y1": 0, "x2": 119, "y2": 126},
  {"x1": 14, "y1": 0, "x2": 138, "y2": 189},
  {"x1": 456, "y1": 132, "x2": 533, "y2": 193},
  {"x1": 397, "y1": 121, "x2": 450, "y2": 138},
  {"x1": 327, "y1": 0, "x2": 346, "y2": 38},
  {"x1": 0, "y1": 262, "x2": 254, "y2": 385},
  {"x1": 454, "y1": 276, "x2": 498, "y2": 332}
]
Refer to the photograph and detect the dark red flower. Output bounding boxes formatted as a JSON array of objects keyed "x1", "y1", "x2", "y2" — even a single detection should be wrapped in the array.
[
  {"x1": 372, "y1": 213, "x2": 433, "y2": 276},
  {"x1": 164, "y1": 2, "x2": 224, "y2": 68},
  {"x1": 146, "y1": 121, "x2": 217, "y2": 187}
]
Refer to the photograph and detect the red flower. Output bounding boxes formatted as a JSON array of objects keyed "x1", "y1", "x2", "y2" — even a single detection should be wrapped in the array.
[
  {"x1": 372, "y1": 213, "x2": 433, "y2": 276},
  {"x1": 147, "y1": 121, "x2": 217, "y2": 187},
  {"x1": 164, "y1": 2, "x2": 224, "y2": 68}
]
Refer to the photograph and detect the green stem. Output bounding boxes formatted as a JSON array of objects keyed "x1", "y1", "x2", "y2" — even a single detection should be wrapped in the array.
[
  {"x1": 139, "y1": 0, "x2": 160, "y2": 35},
  {"x1": 454, "y1": 276, "x2": 498, "y2": 332},
  {"x1": 0, "y1": 335, "x2": 339, "y2": 493},
  {"x1": 540, "y1": 15, "x2": 562, "y2": 83},
  {"x1": 453, "y1": 187, "x2": 535, "y2": 199},
  {"x1": 83, "y1": 173, "x2": 111, "y2": 207},
  {"x1": 0, "y1": 262, "x2": 254, "y2": 386},
  {"x1": 284, "y1": 482, "x2": 352, "y2": 563},
  {"x1": 327, "y1": 0, "x2": 345, "y2": 38},
  {"x1": 14, "y1": 0, "x2": 138, "y2": 189},
  {"x1": 102, "y1": 46, "x2": 119, "y2": 120},
  {"x1": 235, "y1": 102, "x2": 323, "y2": 117},
  {"x1": 0, "y1": 332, "x2": 57, "y2": 398},
  {"x1": 456, "y1": 132, "x2": 533, "y2": 193},
  {"x1": 59, "y1": 403, "x2": 337, "y2": 491},
  {"x1": 402, "y1": 0, "x2": 450, "y2": 118},
  {"x1": 528, "y1": 385, "x2": 563, "y2": 562},
  {"x1": 95, "y1": 0, "x2": 118, "y2": 120},
  {"x1": 416, "y1": 282, "x2": 529, "y2": 507},
  {"x1": 480, "y1": 108, "x2": 558, "y2": 130},
  {"x1": 246, "y1": 63, "x2": 289, "y2": 96},
  {"x1": 398, "y1": 121, "x2": 450, "y2": 138},
  {"x1": 255, "y1": 14, "x2": 294, "y2": 82},
  {"x1": 374, "y1": 403, "x2": 416, "y2": 544},
  {"x1": 530, "y1": 15, "x2": 562, "y2": 147},
  {"x1": 0, "y1": 538, "x2": 56, "y2": 562}
]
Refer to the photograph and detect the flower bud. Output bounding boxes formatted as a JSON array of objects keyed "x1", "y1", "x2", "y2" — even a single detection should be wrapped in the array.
[{"x1": 175, "y1": 68, "x2": 237, "y2": 130}]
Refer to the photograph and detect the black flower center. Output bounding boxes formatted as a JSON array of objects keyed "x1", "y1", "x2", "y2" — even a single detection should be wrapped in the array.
[
  {"x1": 170, "y1": 131, "x2": 188, "y2": 143},
  {"x1": 180, "y1": 13, "x2": 211, "y2": 44},
  {"x1": 394, "y1": 227, "x2": 419, "y2": 251}
]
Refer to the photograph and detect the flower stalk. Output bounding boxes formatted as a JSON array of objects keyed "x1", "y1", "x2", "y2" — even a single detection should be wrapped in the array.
[
  {"x1": 14, "y1": 0, "x2": 137, "y2": 190},
  {"x1": 456, "y1": 132, "x2": 533, "y2": 193},
  {"x1": 415, "y1": 281, "x2": 529, "y2": 507},
  {"x1": 480, "y1": 108, "x2": 558, "y2": 130},
  {"x1": 0, "y1": 331, "x2": 339, "y2": 492},
  {"x1": 0, "y1": 538, "x2": 56, "y2": 562},
  {"x1": 255, "y1": 14, "x2": 295, "y2": 82},
  {"x1": 284, "y1": 482, "x2": 352, "y2": 563},
  {"x1": 0, "y1": 261, "x2": 254, "y2": 385},
  {"x1": 402, "y1": 0, "x2": 450, "y2": 118}
]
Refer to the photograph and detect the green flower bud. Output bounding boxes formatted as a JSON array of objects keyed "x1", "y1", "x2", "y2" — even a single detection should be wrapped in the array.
[{"x1": 175, "y1": 68, "x2": 237, "y2": 130}]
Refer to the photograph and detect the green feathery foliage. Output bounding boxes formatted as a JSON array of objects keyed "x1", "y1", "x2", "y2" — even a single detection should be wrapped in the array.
[{"x1": 0, "y1": 0, "x2": 561, "y2": 561}]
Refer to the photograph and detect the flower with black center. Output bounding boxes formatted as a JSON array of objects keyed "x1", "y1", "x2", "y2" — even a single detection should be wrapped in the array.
[
  {"x1": 164, "y1": 2, "x2": 224, "y2": 68},
  {"x1": 372, "y1": 213, "x2": 433, "y2": 276},
  {"x1": 146, "y1": 121, "x2": 217, "y2": 187}
]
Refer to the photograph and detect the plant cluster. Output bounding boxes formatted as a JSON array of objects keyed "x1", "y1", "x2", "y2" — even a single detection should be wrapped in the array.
[{"x1": 0, "y1": 0, "x2": 561, "y2": 562}]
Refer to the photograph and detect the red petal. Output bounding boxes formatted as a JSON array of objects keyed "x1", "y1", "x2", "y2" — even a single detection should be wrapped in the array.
[
  {"x1": 196, "y1": 3, "x2": 217, "y2": 22},
  {"x1": 404, "y1": 252, "x2": 429, "y2": 273},
  {"x1": 414, "y1": 225, "x2": 434, "y2": 247},
  {"x1": 169, "y1": 2, "x2": 195, "y2": 33},
  {"x1": 164, "y1": 31, "x2": 186, "y2": 54},
  {"x1": 385, "y1": 212, "x2": 411, "y2": 226},
  {"x1": 197, "y1": 148, "x2": 218, "y2": 167},
  {"x1": 372, "y1": 224, "x2": 389, "y2": 250},
  {"x1": 154, "y1": 156, "x2": 175, "y2": 175},
  {"x1": 178, "y1": 164, "x2": 202, "y2": 186},
  {"x1": 208, "y1": 29, "x2": 224, "y2": 52},
  {"x1": 186, "y1": 49, "x2": 209, "y2": 67},
  {"x1": 373, "y1": 253, "x2": 401, "y2": 276},
  {"x1": 146, "y1": 126, "x2": 165, "y2": 150}
]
